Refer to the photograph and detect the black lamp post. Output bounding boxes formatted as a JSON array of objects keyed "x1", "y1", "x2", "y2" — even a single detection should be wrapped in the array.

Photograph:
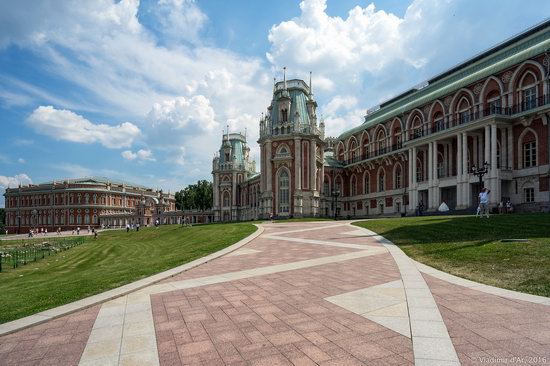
[
  {"x1": 471, "y1": 161, "x2": 489, "y2": 192},
  {"x1": 17, "y1": 214, "x2": 20, "y2": 235},
  {"x1": 331, "y1": 190, "x2": 340, "y2": 220}
]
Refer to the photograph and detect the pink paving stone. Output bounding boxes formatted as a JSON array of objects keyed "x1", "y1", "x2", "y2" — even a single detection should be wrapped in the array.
[
  {"x1": 0, "y1": 304, "x2": 100, "y2": 366},
  {"x1": 425, "y1": 273, "x2": 550, "y2": 365}
]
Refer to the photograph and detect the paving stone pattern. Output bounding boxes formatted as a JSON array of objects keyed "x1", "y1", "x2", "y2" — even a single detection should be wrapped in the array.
[{"x1": 1, "y1": 221, "x2": 549, "y2": 365}]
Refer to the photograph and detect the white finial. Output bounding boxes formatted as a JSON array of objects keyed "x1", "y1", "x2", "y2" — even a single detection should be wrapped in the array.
[
  {"x1": 309, "y1": 71, "x2": 312, "y2": 95},
  {"x1": 283, "y1": 66, "x2": 287, "y2": 90}
]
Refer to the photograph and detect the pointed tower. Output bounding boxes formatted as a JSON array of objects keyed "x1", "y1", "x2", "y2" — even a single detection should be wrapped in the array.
[{"x1": 257, "y1": 70, "x2": 325, "y2": 218}]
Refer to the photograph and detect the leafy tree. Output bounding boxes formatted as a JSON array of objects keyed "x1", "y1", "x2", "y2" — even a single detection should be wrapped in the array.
[{"x1": 175, "y1": 180, "x2": 213, "y2": 211}]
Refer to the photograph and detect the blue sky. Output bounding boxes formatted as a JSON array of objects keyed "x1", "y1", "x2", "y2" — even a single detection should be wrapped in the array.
[{"x1": 0, "y1": 0, "x2": 548, "y2": 207}]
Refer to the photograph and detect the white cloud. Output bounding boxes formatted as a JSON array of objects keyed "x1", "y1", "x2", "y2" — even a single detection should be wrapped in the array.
[
  {"x1": 0, "y1": 174, "x2": 32, "y2": 188},
  {"x1": 151, "y1": 0, "x2": 207, "y2": 44},
  {"x1": 148, "y1": 95, "x2": 218, "y2": 133},
  {"x1": 17, "y1": 158, "x2": 25, "y2": 164},
  {"x1": 121, "y1": 148, "x2": 156, "y2": 161},
  {"x1": 26, "y1": 106, "x2": 141, "y2": 149}
]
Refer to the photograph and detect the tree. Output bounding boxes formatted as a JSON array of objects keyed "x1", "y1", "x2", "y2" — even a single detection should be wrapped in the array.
[{"x1": 175, "y1": 180, "x2": 213, "y2": 211}]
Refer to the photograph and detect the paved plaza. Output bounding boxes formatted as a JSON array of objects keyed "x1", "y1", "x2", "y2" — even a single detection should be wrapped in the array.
[{"x1": 1, "y1": 221, "x2": 550, "y2": 365}]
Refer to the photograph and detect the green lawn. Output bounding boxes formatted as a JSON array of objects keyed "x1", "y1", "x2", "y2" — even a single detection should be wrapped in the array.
[
  {"x1": 0, "y1": 223, "x2": 256, "y2": 323},
  {"x1": 355, "y1": 214, "x2": 550, "y2": 297}
]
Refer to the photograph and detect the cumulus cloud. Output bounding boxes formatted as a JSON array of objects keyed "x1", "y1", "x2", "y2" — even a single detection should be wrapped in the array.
[
  {"x1": 26, "y1": 106, "x2": 141, "y2": 149},
  {"x1": 148, "y1": 95, "x2": 218, "y2": 133},
  {"x1": 0, "y1": 174, "x2": 32, "y2": 188},
  {"x1": 121, "y1": 149, "x2": 156, "y2": 162}
]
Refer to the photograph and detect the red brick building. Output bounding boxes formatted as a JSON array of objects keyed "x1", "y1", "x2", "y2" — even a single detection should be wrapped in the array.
[
  {"x1": 214, "y1": 20, "x2": 550, "y2": 220},
  {"x1": 3, "y1": 177, "x2": 176, "y2": 234}
]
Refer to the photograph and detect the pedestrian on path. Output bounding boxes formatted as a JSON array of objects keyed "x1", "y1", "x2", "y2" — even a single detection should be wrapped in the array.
[{"x1": 478, "y1": 187, "x2": 491, "y2": 218}]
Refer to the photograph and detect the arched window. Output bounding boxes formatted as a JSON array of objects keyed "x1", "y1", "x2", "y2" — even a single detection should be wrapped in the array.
[
  {"x1": 519, "y1": 72, "x2": 537, "y2": 111},
  {"x1": 394, "y1": 165, "x2": 402, "y2": 189},
  {"x1": 277, "y1": 145, "x2": 290, "y2": 157},
  {"x1": 335, "y1": 176, "x2": 342, "y2": 195},
  {"x1": 378, "y1": 169, "x2": 385, "y2": 192},
  {"x1": 281, "y1": 109, "x2": 288, "y2": 122},
  {"x1": 523, "y1": 139, "x2": 537, "y2": 168},
  {"x1": 350, "y1": 175, "x2": 357, "y2": 196},
  {"x1": 223, "y1": 191, "x2": 230, "y2": 207},
  {"x1": 278, "y1": 170, "x2": 290, "y2": 213},
  {"x1": 457, "y1": 97, "x2": 471, "y2": 124},
  {"x1": 416, "y1": 159, "x2": 423, "y2": 182},
  {"x1": 323, "y1": 177, "x2": 330, "y2": 195},
  {"x1": 364, "y1": 173, "x2": 370, "y2": 194}
]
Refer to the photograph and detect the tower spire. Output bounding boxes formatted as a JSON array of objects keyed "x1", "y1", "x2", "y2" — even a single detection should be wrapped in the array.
[
  {"x1": 283, "y1": 66, "x2": 287, "y2": 91},
  {"x1": 309, "y1": 71, "x2": 313, "y2": 96}
]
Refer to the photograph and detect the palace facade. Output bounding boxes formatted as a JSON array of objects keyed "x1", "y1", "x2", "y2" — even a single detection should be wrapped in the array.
[
  {"x1": 3, "y1": 177, "x2": 180, "y2": 233},
  {"x1": 213, "y1": 20, "x2": 550, "y2": 221}
]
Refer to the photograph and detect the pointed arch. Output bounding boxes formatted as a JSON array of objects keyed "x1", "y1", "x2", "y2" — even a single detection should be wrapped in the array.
[
  {"x1": 276, "y1": 167, "x2": 291, "y2": 214},
  {"x1": 449, "y1": 88, "x2": 475, "y2": 114},
  {"x1": 393, "y1": 162, "x2": 403, "y2": 189},
  {"x1": 509, "y1": 60, "x2": 545, "y2": 93},
  {"x1": 350, "y1": 174, "x2": 358, "y2": 197},
  {"x1": 377, "y1": 166, "x2": 386, "y2": 192},
  {"x1": 405, "y1": 108, "x2": 424, "y2": 131},
  {"x1": 360, "y1": 130, "x2": 371, "y2": 158},
  {"x1": 480, "y1": 76, "x2": 505, "y2": 105}
]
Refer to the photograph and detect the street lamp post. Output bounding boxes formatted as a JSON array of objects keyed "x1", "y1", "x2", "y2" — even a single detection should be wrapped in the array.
[
  {"x1": 331, "y1": 190, "x2": 340, "y2": 220},
  {"x1": 471, "y1": 161, "x2": 489, "y2": 193}
]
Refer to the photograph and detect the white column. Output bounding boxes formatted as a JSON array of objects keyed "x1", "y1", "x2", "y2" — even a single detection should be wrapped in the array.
[
  {"x1": 456, "y1": 134, "x2": 463, "y2": 207},
  {"x1": 501, "y1": 128, "x2": 507, "y2": 170},
  {"x1": 443, "y1": 143, "x2": 448, "y2": 177},
  {"x1": 462, "y1": 132, "x2": 470, "y2": 207},
  {"x1": 491, "y1": 124, "x2": 497, "y2": 176},
  {"x1": 428, "y1": 142, "x2": 434, "y2": 209},
  {"x1": 410, "y1": 146, "x2": 418, "y2": 212},
  {"x1": 507, "y1": 126, "x2": 513, "y2": 170},
  {"x1": 490, "y1": 123, "x2": 499, "y2": 205},
  {"x1": 433, "y1": 141, "x2": 440, "y2": 207},
  {"x1": 408, "y1": 148, "x2": 413, "y2": 189},
  {"x1": 473, "y1": 136, "x2": 478, "y2": 169},
  {"x1": 484, "y1": 125, "x2": 490, "y2": 166}
]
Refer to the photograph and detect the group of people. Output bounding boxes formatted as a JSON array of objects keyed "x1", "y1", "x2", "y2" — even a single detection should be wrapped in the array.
[
  {"x1": 125, "y1": 223, "x2": 140, "y2": 232},
  {"x1": 476, "y1": 188, "x2": 513, "y2": 218},
  {"x1": 28, "y1": 227, "x2": 64, "y2": 237}
]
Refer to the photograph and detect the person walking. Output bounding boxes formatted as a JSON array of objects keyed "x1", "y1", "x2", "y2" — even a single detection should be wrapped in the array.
[{"x1": 478, "y1": 187, "x2": 491, "y2": 218}]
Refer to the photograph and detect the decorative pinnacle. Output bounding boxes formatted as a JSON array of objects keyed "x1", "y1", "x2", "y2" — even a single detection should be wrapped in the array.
[
  {"x1": 283, "y1": 66, "x2": 287, "y2": 90},
  {"x1": 309, "y1": 71, "x2": 312, "y2": 95}
]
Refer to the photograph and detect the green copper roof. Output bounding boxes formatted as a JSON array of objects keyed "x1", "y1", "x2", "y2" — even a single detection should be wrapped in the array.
[
  {"x1": 219, "y1": 134, "x2": 247, "y2": 165},
  {"x1": 339, "y1": 20, "x2": 550, "y2": 140},
  {"x1": 270, "y1": 85, "x2": 312, "y2": 129}
]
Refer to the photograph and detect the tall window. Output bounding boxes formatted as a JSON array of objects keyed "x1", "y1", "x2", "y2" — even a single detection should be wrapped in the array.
[
  {"x1": 281, "y1": 109, "x2": 288, "y2": 122},
  {"x1": 351, "y1": 176, "x2": 357, "y2": 196},
  {"x1": 378, "y1": 170, "x2": 385, "y2": 192},
  {"x1": 523, "y1": 141, "x2": 537, "y2": 168},
  {"x1": 524, "y1": 188, "x2": 534, "y2": 203},
  {"x1": 459, "y1": 110, "x2": 470, "y2": 124},
  {"x1": 395, "y1": 167, "x2": 402, "y2": 189},
  {"x1": 523, "y1": 86, "x2": 537, "y2": 110},
  {"x1": 323, "y1": 180, "x2": 330, "y2": 195},
  {"x1": 364, "y1": 174, "x2": 370, "y2": 194},
  {"x1": 488, "y1": 97, "x2": 501, "y2": 114},
  {"x1": 223, "y1": 192, "x2": 230, "y2": 207},
  {"x1": 416, "y1": 161, "x2": 423, "y2": 182},
  {"x1": 278, "y1": 170, "x2": 290, "y2": 213}
]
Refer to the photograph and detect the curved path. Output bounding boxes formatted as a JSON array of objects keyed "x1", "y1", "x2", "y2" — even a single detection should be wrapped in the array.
[{"x1": 0, "y1": 221, "x2": 549, "y2": 366}]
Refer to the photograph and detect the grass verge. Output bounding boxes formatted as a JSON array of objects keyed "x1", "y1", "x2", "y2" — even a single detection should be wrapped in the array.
[
  {"x1": 0, "y1": 223, "x2": 256, "y2": 323},
  {"x1": 354, "y1": 214, "x2": 550, "y2": 297}
]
